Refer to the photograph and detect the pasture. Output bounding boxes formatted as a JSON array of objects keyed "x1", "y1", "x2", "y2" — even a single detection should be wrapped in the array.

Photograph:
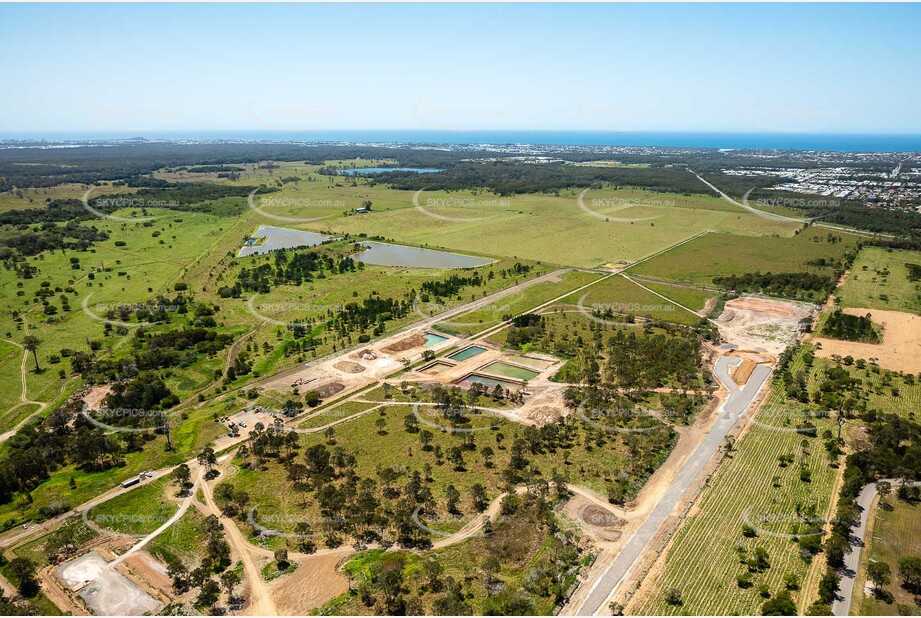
[
  {"x1": 197, "y1": 162, "x2": 801, "y2": 268},
  {"x1": 562, "y1": 274, "x2": 709, "y2": 326},
  {"x1": 836, "y1": 246, "x2": 921, "y2": 315},
  {"x1": 433, "y1": 270, "x2": 602, "y2": 336},
  {"x1": 630, "y1": 230, "x2": 860, "y2": 287}
]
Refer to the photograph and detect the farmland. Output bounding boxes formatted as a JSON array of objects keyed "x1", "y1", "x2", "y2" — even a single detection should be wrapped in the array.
[{"x1": 433, "y1": 270, "x2": 602, "y2": 336}]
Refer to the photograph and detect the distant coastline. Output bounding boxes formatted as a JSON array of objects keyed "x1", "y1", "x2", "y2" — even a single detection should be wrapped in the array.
[{"x1": 2, "y1": 130, "x2": 920, "y2": 153}]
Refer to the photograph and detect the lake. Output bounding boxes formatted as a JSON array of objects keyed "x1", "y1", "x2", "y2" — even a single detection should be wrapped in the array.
[
  {"x1": 237, "y1": 225, "x2": 333, "y2": 257},
  {"x1": 353, "y1": 241, "x2": 494, "y2": 269},
  {"x1": 336, "y1": 167, "x2": 442, "y2": 175}
]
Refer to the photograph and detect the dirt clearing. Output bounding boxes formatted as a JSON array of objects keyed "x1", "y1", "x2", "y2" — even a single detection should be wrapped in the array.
[
  {"x1": 271, "y1": 552, "x2": 348, "y2": 614},
  {"x1": 811, "y1": 308, "x2": 921, "y2": 374},
  {"x1": 57, "y1": 551, "x2": 163, "y2": 615},
  {"x1": 716, "y1": 296, "x2": 815, "y2": 354},
  {"x1": 333, "y1": 360, "x2": 365, "y2": 374}
]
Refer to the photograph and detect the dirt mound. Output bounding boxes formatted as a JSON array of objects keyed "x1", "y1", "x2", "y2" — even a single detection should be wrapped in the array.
[
  {"x1": 580, "y1": 504, "x2": 626, "y2": 529},
  {"x1": 314, "y1": 382, "x2": 345, "y2": 398},
  {"x1": 333, "y1": 361, "x2": 365, "y2": 374},
  {"x1": 81, "y1": 385, "x2": 112, "y2": 410},
  {"x1": 355, "y1": 349, "x2": 377, "y2": 361},
  {"x1": 731, "y1": 359, "x2": 757, "y2": 386},
  {"x1": 383, "y1": 333, "x2": 426, "y2": 353}
]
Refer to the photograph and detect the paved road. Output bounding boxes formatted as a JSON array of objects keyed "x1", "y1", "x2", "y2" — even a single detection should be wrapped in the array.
[
  {"x1": 833, "y1": 479, "x2": 921, "y2": 616},
  {"x1": 575, "y1": 357, "x2": 772, "y2": 615},
  {"x1": 690, "y1": 170, "x2": 894, "y2": 239}
]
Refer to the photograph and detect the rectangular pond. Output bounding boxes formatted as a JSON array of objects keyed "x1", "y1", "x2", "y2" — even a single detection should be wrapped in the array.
[
  {"x1": 419, "y1": 361, "x2": 455, "y2": 375},
  {"x1": 481, "y1": 361, "x2": 541, "y2": 381},
  {"x1": 424, "y1": 332, "x2": 449, "y2": 347},
  {"x1": 448, "y1": 345, "x2": 488, "y2": 362},
  {"x1": 237, "y1": 225, "x2": 334, "y2": 257},
  {"x1": 504, "y1": 354, "x2": 555, "y2": 370},
  {"x1": 353, "y1": 241, "x2": 494, "y2": 269},
  {"x1": 457, "y1": 373, "x2": 523, "y2": 392}
]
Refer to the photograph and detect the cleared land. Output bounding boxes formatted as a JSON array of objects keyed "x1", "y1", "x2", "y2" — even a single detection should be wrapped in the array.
[
  {"x1": 812, "y1": 308, "x2": 921, "y2": 374},
  {"x1": 563, "y1": 273, "x2": 708, "y2": 326}
]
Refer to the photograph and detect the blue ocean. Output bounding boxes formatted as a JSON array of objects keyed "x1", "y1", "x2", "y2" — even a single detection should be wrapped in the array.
[{"x1": 3, "y1": 130, "x2": 920, "y2": 153}]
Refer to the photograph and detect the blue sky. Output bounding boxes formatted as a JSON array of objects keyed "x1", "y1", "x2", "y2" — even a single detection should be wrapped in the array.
[{"x1": 1, "y1": 3, "x2": 919, "y2": 134}]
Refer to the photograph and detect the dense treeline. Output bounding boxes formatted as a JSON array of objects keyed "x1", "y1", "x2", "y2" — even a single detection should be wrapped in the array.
[
  {"x1": 712, "y1": 272, "x2": 836, "y2": 301},
  {"x1": 506, "y1": 313, "x2": 546, "y2": 348},
  {"x1": 376, "y1": 161, "x2": 708, "y2": 196},
  {"x1": 0, "y1": 143, "x2": 489, "y2": 191},
  {"x1": 820, "y1": 309, "x2": 881, "y2": 343}
]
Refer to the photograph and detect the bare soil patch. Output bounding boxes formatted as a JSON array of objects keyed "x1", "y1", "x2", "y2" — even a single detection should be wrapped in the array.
[
  {"x1": 811, "y1": 308, "x2": 921, "y2": 374},
  {"x1": 81, "y1": 385, "x2": 112, "y2": 410},
  {"x1": 333, "y1": 361, "x2": 365, "y2": 374},
  {"x1": 716, "y1": 296, "x2": 815, "y2": 354},
  {"x1": 581, "y1": 504, "x2": 626, "y2": 529},
  {"x1": 383, "y1": 333, "x2": 426, "y2": 353},
  {"x1": 732, "y1": 358, "x2": 756, "y2": 386},
  {"x1": 314, "y1": 381, "x2": 345, "y2": 398},
  {"x1": 270, "y1": 552, "x2": 348, "y2": 615},
  {"x1": 118, "y1": 551, "x2": 172, "y2": 600}
]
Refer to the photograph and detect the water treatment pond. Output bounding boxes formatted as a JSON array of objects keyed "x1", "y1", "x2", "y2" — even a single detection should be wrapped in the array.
[
  {"x1": 423, "y1": 333, "x2": 450, "y2": 347},
  {"x1": 457, "y1": 373, "x2": 523, "y2": 392},
  {"x1": 238, "y1": 225, "x2": 333, "y2": 257},
  {"x1": 353, "y1": 242, "x2": 494, "y2": 269},
  {"x1": 448, "y1": 345, "x2": 488, "y2": 362},
  {"x1": 481, "y1": 361, "x2": 541, "y2": 381}
]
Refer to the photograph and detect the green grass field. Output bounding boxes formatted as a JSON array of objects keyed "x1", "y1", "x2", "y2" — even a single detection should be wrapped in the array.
[
  {"x1": 837, "y1": 246, "x2": 921, "y2": 315},
  {"x1": 0, "y1": 182, "x2": 134, "y2": 213},
  {"x1": 433, "y1": 270, "x2": 603, "y2": 336},
  {"x1": 87, "y1": 476, "x2": 178, "y2": 536},
  {"x1": 630, "y1": 230, "x2": 860, "y2": 287},
  {"x1": 561, "y1": 274, "x2": 707, "y2": 326},
  {"x1": 147, "y1": 507, "x2": 211, "y2": 567},
  {"x1": 181, "y1": 163, "x2": 802, "y2": 269},
  {"x1": 231, "y1": 402, "x2": 673, "y2": 542},
  {"x1": 860, "y1": 498, "x2": 921, "y2": 615}
]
